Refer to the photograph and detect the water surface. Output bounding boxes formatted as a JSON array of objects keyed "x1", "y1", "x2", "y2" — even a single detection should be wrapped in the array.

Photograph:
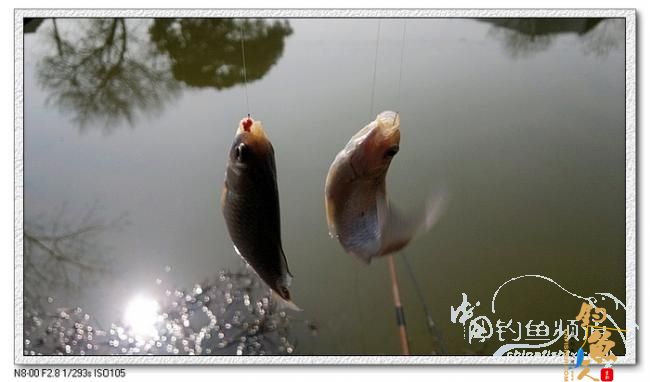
[{"x1": 23, "y1": 17, "x2": 626, "y2": 355}]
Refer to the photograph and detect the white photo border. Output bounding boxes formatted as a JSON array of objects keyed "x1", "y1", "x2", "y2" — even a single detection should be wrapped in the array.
[{"x1": 14, "y1": 8, "x2": 636, "y2": 365}]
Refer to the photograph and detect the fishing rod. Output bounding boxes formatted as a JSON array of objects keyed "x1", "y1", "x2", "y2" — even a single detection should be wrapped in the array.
[
  {"x1": 383, "y1": 19, "x2": 445, "y2": 356},
  {"x1": 387, "y1": 254, "x2": 410, "y2": 354},
  {"x1": 389, "y1": 18, "x2": 411, "y2": 356},
  {"x1": 400, "y1": 252, "x2": 448, "y2": 354}
]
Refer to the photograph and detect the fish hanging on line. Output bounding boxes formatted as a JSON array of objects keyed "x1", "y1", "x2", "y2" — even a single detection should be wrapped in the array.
[
  {"x1": 325, "y1": 111, "x2": 446, "y2": 263},
  {"x1": 221, "y1": 116, "x2": 298, "y2": 310}
]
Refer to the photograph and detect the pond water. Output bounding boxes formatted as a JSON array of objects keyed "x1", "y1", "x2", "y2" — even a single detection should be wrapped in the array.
[{"x1": 23, "y1": 17, "x2": 626, "y2": 355}]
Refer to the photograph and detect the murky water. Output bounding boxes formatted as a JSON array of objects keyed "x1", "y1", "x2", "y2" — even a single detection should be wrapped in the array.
[{"x1": 23, "y1": 17, "x2": 626, "y2": 356}]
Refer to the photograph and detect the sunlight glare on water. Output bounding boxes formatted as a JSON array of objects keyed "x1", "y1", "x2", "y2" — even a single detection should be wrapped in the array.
[{"x1": 123, "y1": 294, "x2": 161, "y2": 338}]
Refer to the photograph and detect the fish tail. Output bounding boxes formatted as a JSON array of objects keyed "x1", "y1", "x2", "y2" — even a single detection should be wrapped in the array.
[
  {"x1": 420, "y1": 186, "x2": 448, "y2": 235},
  {"x1": 354, "y1": 251, "x2": 373, "y2": 265},
  {"x1": 382, "y1": 187, "x2": 448, "y2": 254},
  {"x1": 271, "y1": 289, "x2": 302, "y2": 311}
]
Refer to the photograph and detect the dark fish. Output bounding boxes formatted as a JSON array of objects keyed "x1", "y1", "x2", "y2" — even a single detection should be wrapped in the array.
[
  {"x1": 325, "y1": 111, "x2": 445, "y2": 263},
  {"x1": 221, "y1": 116, "x2": 297, "y2": 309}
]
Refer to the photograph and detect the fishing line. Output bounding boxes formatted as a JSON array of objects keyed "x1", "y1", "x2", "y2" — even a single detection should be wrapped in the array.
[
  {"x1": 356, "y1": 18, "x2": 383, "y2": 354},
  {"x1": 393, "y1": 19, "x2": 447, "y2": 354},
  {"x1": 239, "y1": 20, "x2": 251, "y2": 116},
  {"x1": 395, "y1": 19, "x2": 407, "y2": 115},
  {"x1": 353, "y1": 263, "x2": 369, "y2": 353},
  {"x1": 400, "y1": 252, "x2": 448, "y2": 354},
  {"x1": 369, "y1": 19, "x2": 381, "y2": 120}
]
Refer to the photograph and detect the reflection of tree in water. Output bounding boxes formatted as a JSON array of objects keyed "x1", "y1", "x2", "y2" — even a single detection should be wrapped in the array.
[
  {"x1": 23, "y1": 206, "x2": 122, "y2": 315},
  {"x1": 579, "y1": 19, "x2": 626, "y2": 57},
  {"x1": 33, "y1": 18, "x2": 291, "y2": 132},
  {"x1": 149, "y1": 19, "x2": 292, "y2": 89},
  {"x1": 37, "y1": 19, "x2": 179, "y2": 132},
  {"x1": 489, "y1": 29, "x2": 553, "y2": 59},
  {"x1": 482, "y1": 18, "x2": 623, "y2": 59},
  {"x1": 24, "y1": 18, "x2": 45, "y2": 34}
]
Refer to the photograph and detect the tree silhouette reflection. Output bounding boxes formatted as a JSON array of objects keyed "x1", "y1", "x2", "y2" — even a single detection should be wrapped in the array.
[
  {"x1": 37, "y1": 19, "x2": 179, "y2": 132},
  {"x1": 149, "y1": 18, "x2": 292, "y2": 89},
  {"x1": 24, "y1": 18, "x2": 45, "y2": 34},
  {"x1": 23, "y1": 205, "x2": 124, "y2": 315},
  {"x1": 34, "y1": 18, "x2": 292, "y2": 132},
  {"x1": 481, "y1": 18, "x2": 623, "y2": 58},
  {"x1": 579, "y1": 19, "x2": 626, "y2": 57}
]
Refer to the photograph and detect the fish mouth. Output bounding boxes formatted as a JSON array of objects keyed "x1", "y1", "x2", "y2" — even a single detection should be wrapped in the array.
[
  {"x1": 236, "y1": 116, "x2": 269, "y2": 142},
  {"x1": 373, "y1": 111, "x2": 400, "y2": 149},
  {"x1": 376, "y1": 111, "x2": 400, "y2": 133}
]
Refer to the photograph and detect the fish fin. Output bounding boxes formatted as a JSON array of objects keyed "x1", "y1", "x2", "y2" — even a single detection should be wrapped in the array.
[
  {"x1": 220, "y1": 183, "x2": 227, "y2": 210},
  {"x1": 375, "y1": 183, "x2": 389, "y2": 235},
  {"x1": 279, "y1": 246, "x2": 293, "y2": 278},
  {"x1": 324, "y1": 195, "x2": 337, "y2": 238},
  {"x1": 233, "y1": 245, "x2": 244, "y2": 259},
  {"x1": 420, "y1": 187, "x2": 448, "y2": 234},
  {"x1": 381, "y1": 188, "x2": 448, "y2": 255},
  {"x1": 283, "y1": 263, "x2": 293, "y2": 283},
  {"x1": 360, "y1": 254, "x2": 372, "y2": 265},
  {"x1": 271, "y1": 289, "x2": 302, "y2": 311},
  {"x1": 348, "y1": 250, "x2": 373, "y2": 265}
]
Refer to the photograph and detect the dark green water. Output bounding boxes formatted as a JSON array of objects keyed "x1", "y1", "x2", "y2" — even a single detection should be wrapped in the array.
[{"x1": 23, "y1": 17, "x2": 626, "y2": 355}]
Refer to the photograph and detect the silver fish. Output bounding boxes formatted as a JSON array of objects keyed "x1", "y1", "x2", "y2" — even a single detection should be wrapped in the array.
[
  {"x1": 325, "y1": 111, "x2": 445, "y2": 263},
  {"x1": 221, "y1": 116, "x2": 297, "y2": 309}
]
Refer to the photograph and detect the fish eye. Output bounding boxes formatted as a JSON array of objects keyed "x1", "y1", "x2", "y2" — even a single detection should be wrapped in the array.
[
  {"x1": 384, "y1": 145, "x2": 399, "y2": 158},
  {"x1": 234, "y1": 142, "x2": 248, "y2": 162}
]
